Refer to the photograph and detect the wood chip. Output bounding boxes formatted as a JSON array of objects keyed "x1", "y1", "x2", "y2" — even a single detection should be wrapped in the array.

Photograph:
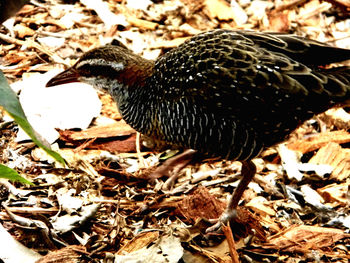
[
  {"x1": 265, "y1": 225, "x2": 350, "y2": 253},
  {"x1": 222, "y1": 224, "x2": 240, "y2": 263},
  {"x1": 80, "y1": 0, "x2": 128, "y2": 28},
  {"x1": 268, "y1": 11, "x2": 290, "y2": 32},
  {"x1": 309, "y1": 142, "x2": 350, "y2": 180},
  {"x1": 246, "y1": 196, "x2": 276, "y2": 216},
  {"x1": 36, "y1": 245, "x2": 87, "y2": 263},
  {"x1": 204, "y1": 0, "x2": 236, "y2": 21},
  {"x1": 319, "y1": 108, "x2": 350, "y2": 130},
  {"x1": 175, "y1": 186, "x2": 226, "y2": 223},
  {"x1": 317, "y1": 182, "x2": 349, "y2": 206},
  {"x1": 59, "y1": 121, "x2": 135, "y2": 141},
  {"x1": 287, "y1": 130, "x2": 350, "y2": 154},
  {"x1": 13, "y1": 23, "x2": 35, "y2": 38},
  {"x1": 117, "y1": 231, "x2": 160, "y2": 254},
  {"x1": 126, "y1": 16, "x2": 159, "y2": 30}
]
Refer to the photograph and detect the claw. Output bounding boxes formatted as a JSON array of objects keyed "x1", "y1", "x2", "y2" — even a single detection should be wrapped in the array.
[
  {"x1": 206, "y1": 209, "x2": 238, "y2": 233},
  {"x1": 205, "y1": 160, "x2": 256, "y2": 234}
]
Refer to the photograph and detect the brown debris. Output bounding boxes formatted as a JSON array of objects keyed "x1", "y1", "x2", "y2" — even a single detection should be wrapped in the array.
[
  {"x1": 175, "y1": 187, "x2": 226, "y2": 223},
  {"x1": 204, "y1": 0, "x2": 236, "y2": 21},
  {"x1": 265, "y1": 225, "x2": 350, "y2": 253},
  {"x1": 1, "y1": 0, "x2": 350, "y2": 262},
  {"x1": 98, "y1": 165, "x2": 149, "y2": 187},
  {"x1": 325, "y1": 0, "x2": 350, "y2": 10},
  {"x1": 59, "y1": 121, "x2": 135, "y2": 141},
  {"x1": 268, "y1": 11, "x2": 290, "y2": 32},
  {"x1": 186, "y1": 243, "x2": 233, "y2": 263},
  {"x1": 222, "y1": 224, "x2": 240, "y2": 263},
  {"x1": 117, "y1": 231, "x2": 160, "y2": 254},
  {"x1": 35, "y1": 245, "x2": 87, "y2": 263},
  {"x1": 13, "y1": 23, "x2": 35, "y2": 38},
  {"x1": 246, "y1": 196, "x2": 275, "y2": 216},
  {"x1": 176, "y1": 187, "x2": 266, "y2": 241},
  {"x1": 287, "y1": 130, "x2": 350, "y2": 154},
  {"x1": 309, "y1": 142, "x2": 350, "y2": 180},
  {"x1": 319, "y1": 108, "x2": 350, "y2": 130},
  {"x1": 126, "y1": 16, "x2": 159, "y2": 30},
  {"x1": 318, "y1": 182, "x2": 349, "y2": 205},
  {"x1": 87, "y1": 134, "x2": 137, "y2": 152},
  {"x1": 59, "y1": 122, "x2": 137, "y2": 152}
]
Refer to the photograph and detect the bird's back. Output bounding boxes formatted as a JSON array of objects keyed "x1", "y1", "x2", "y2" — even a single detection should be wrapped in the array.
[{"x1": 144, "y1": 30, "x2": 350, "y2": 160}]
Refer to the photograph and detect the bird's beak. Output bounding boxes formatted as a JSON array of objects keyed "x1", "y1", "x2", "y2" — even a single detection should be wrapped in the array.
[{"x1": 46, "y1": 68, "x2": 80, "y2": 87}]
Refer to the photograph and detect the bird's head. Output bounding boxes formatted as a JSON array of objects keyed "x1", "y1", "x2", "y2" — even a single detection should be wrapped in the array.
[{"x1": 46, "y1": 42, "x2": 154, "y2": 94}]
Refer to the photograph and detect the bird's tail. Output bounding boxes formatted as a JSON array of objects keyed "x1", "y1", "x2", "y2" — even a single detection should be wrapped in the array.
[{"x1": 319, "y1": 66, "x2": 350, "y2": 105}]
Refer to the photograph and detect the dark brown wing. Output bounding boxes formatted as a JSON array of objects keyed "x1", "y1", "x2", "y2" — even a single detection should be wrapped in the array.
[
  {"x1": 153, "y1": 29, "x2": 350, "y2": 115},
  {"x1": 150, "y1": 29, "x2": 350, "y2": 155},
  {"x1": 234, "y1": 30, "x2": 350, "y2": 66}
]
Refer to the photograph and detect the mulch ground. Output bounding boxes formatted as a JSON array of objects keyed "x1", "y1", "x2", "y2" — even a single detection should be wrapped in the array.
[{"x1": 0, "y1": 0, "x2": 349, "y2": 262}]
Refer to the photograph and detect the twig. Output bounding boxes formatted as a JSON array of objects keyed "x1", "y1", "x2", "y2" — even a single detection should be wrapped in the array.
[
  {"x1": 274, "y1": 0, "x2": 309, "y2": 12},
  {"x1": 0, "y1": 32, "x2": 68, "y2": 66},
  {"x1": 136, "y1": 132, "x2": 146, "y2": 168},
  {"x1": 73, "y1": 138, "x2": 96, "y2": 153},
  {"x1": 324, "y1": 0, "x2": 350, "y2": 10},
  {"x1": 222, "y1": 222, "x2": 240, "y2": 263}
]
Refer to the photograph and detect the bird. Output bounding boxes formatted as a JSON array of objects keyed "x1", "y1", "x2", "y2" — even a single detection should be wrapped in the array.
[
  {"x1": 0, "y1": 0, "x2": 30, "y2": 23},
  {"x1": 46, "y1": 29, "x2": 350, "y2": 232}
]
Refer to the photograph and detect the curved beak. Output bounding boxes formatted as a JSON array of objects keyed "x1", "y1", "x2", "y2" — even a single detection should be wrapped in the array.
[{"x1": 46, "y1": 68, "x2": 80, "y2": 87}]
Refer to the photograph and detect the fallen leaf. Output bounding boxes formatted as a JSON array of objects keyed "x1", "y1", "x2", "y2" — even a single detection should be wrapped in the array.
[
  {"x1": 204, "y1": 0, "x2": 236, "y2": 21},
  {"x1": 287, "y1": 130, "x2": 350, "y2": 154},
  {"x1": 13, "y1": 23, "x2": 35, "y2": 38},
  {"x1": 175, "y1": 186, "x2": 226, "y2": 223},
  {"x1": 309, "y1": 142, "x2": 350, "y2": 180},
  {"x1": 117, "y1": 231, "x2": 160, "y2": 254},
  {"x1": 265, "y1": 225, "x2": 350, "y2": 252},
  {"x1": 115, "y1": 235, "x2": 183, "y2": 263},
  {"x1": 317, "y1": 182, "x2": 349, "y2": 206},
  {"x1": 59, "y1": 121, "x2": 135, "y2": 141}
]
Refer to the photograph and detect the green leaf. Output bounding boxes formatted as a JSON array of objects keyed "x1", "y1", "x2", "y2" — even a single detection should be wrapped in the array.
[
  {"x1": 0, "y1": 163, "x2": 33, "y2": 185},
  {"x1": 0, "y1": 71, "x2": 65, "y2": 165}
]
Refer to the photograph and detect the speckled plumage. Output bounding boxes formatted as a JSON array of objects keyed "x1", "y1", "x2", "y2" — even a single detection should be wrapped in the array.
[{"x1": 47, "y1": 29, "x2": 350, "y2": 161}]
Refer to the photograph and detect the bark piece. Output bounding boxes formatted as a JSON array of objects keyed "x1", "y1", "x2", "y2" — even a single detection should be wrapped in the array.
[
  {"x1": 287, "y1": 130, "x2": 350, "y2": 154},
  {"x1": 265, "y1": 225, "x2": 350, "y2": 252},
  {"x1": 309, "y1": 142, "x2": 350, "y2": 180}
]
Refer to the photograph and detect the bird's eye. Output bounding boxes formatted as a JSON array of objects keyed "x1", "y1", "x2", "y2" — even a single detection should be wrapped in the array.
[
  {"x1": 76, "y1": 58, "x2": 125, "y2": 77},
  {"x1": 78, "y1": 65, "x2": 93, "y2": 76}
]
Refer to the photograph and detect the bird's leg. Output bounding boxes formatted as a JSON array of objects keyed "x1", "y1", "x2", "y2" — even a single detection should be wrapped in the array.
[
  {"x1": 227, "y1": 160, "x2": 256, "y2": 210},
  {"x1": 150, "y1": 149, "x2": 197, "y2": 180},
  {"x1": 206, "y1": 160, "x2": 256, "y2": 233}
]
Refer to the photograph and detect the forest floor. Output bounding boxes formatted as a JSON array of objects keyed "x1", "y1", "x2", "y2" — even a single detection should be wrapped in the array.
[{"x1": 0, "y1": 0, "x2": 350, "y2": 262}]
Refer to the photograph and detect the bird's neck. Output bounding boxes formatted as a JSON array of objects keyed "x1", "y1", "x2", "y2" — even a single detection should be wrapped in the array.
[
  {"x1": 108, "y1": 59, "x2": 157, "y2": 136},
  {"x1": 115, "y1": 57, "x2": 155, "y2": 88}
]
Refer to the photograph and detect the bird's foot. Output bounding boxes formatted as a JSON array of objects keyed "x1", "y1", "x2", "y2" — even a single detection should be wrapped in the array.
[
  {"x1": 205, "y1": 208, "x2": 238, "y2": 233},
  {"x1": 204, "y1": 207, "x2": 266, "y2": 242},
  {"x1": 150, "y1": 149, "x2": 197, "y2": 180}
]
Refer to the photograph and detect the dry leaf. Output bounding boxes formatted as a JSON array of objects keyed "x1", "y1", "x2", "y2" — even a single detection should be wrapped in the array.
[
  {"x1": 317, "y1": 182, "x2": 349, "y2": 206},
  {"x1": 266, "y1": 225, "x2": 350, "y2": 252},
  {"x1": 117, "y1": 231, "x2": 160, "y2": 254},
  {"x1": 13, "y1": 23, "x2": 35, "y2": 38},
  {"x1": 175, "y1": 186, "x2": 226, "y2": 223},
  {"x1": 204, "y1": 0, "x2": 236, "y2": 21},
  {"x1": 287, "y1": 130, "x2": 350, "y2": 154},
  {"x1": 309, "y1": 142, "x2": 350, "y2": 180}
]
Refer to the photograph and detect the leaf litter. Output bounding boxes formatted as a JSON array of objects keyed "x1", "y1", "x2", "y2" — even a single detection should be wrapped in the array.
[{"x1": 0, "y1": 0, "x2": 350, "y2": 262}]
